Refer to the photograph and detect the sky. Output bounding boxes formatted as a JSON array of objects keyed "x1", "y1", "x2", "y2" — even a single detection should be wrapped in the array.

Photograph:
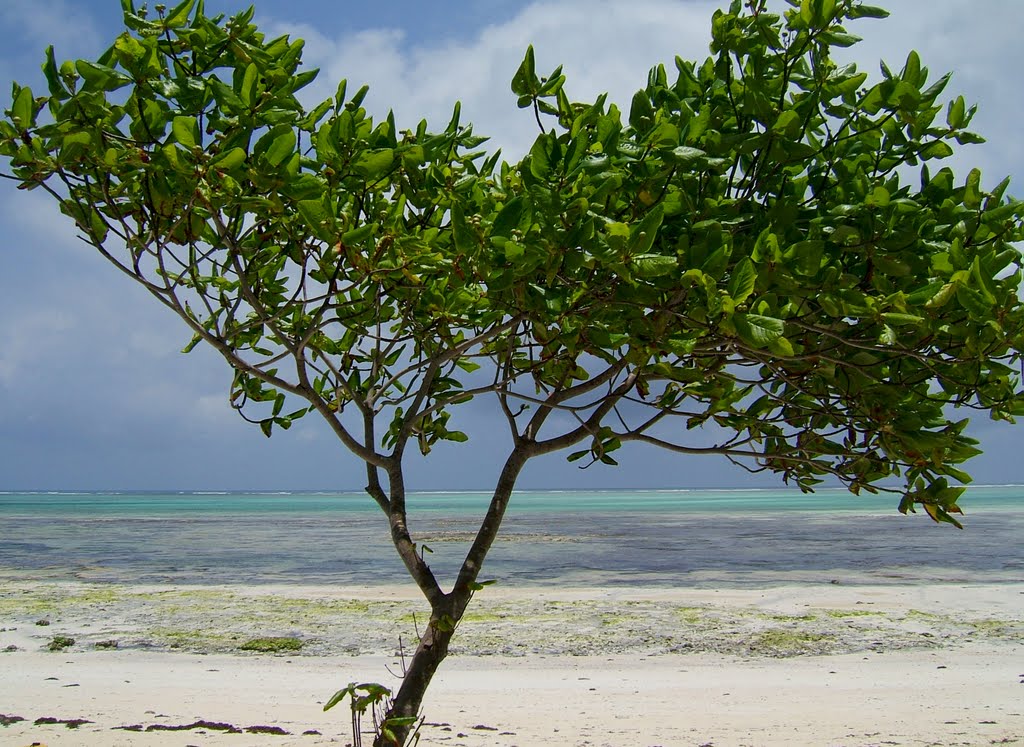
[{"x1": 0, "y1": 0, "x2": 1021, "y2": 492}]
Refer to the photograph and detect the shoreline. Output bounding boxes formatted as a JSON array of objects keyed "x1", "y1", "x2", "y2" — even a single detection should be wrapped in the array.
[
  {"x1": 2, "y1": 579, "x2": 1022, "y2": 745},
  {"x1": 2, "y1": 579, "x2": 1023, "y2": 658}
]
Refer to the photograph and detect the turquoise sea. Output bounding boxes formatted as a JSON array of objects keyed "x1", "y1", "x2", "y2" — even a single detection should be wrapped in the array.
[{"x1": 1, "y1": 486, "x2": 1022, "y2": 587}]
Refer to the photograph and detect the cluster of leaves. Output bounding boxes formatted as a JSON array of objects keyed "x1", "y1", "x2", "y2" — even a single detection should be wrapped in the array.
[
  {"x1": 2, "y1": 0, "x2": 1023, "y2": 528},
  {"x1": 324, "y1": 682, "x2": 419, "y2": 747},
  {"x1": 466, "y1": 0, "x2": 1024, "y2": 520}
]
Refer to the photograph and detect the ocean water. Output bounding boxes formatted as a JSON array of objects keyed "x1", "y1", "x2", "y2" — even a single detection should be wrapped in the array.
[{"x1": 1, "y1": 486, "x2": 1022, "y2": 588}]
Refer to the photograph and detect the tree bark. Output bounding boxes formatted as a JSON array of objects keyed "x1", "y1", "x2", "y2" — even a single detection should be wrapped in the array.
[{"x1": 373, "y1": 611, "x2": 456, "y2": 747}]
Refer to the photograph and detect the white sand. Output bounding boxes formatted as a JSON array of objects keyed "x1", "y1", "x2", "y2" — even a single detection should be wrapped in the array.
[{"x1": 1, "y1": 582, "x2": 1022, "y2": 746}]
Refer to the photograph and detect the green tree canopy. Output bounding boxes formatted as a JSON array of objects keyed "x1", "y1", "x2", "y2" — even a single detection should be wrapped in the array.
[{"x1": 3, "y1": 0, "x2": 1023, "y2": 743}]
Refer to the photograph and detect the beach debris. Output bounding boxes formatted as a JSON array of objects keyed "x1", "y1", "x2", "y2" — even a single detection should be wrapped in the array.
[
  {"x1": 120, "y1": 718, "x2": 291, "y2": 735},
  {"x1": 118, "y1": 717, "x2": 292, "y2": 733},
  {"x1": 33, "y1": 717, "x2": 91, "y2": 729},
  {"x1": 94, "y1": 639, "x2": 119, "y2": 649},
  {"x1": 45, "y1": 636, "x2": 74, "y2": 652},
  {"x1": 246, "y1": 725, "x2": 290, "y2": 735},
  {"x1": 145, "y1": 720, "x2": 242, "y2": 733},
  {"x1": 34, "y1": 620, "x2": 50, "y2": 627},
  {"x1": 0, "y1": 714, "x2": 26, "y2": 726}
]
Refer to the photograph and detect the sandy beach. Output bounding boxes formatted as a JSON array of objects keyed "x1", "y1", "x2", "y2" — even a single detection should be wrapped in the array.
[{"x1": 1, "y1": 580, "x2": 1022, "y2": 746}]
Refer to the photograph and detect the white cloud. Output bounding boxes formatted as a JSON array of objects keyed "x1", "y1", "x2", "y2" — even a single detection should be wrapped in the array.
[
  {"x1": 0, "y1": 309, "x2": 74, "y2": 386},
  {"x1": 0, "y1": 188, "x2": 93, "y2": 262},
  {"x1": 193, "y1": 392, "x2": 240, "y2": 426},
  {"x1": 272, "y1": 0, "x2": 721, "y2": 157},
  {"x1": 271, "y1": 0, "x2": 1021, "y2": 194},
  {"x1": 0, "y1": 1, "x2": 102, "y2": 56}
]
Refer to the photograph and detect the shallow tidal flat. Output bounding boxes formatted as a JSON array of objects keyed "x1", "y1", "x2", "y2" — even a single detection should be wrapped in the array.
[{"x1": 2, "y1": 580, "x2": 1021, "y2": 660}]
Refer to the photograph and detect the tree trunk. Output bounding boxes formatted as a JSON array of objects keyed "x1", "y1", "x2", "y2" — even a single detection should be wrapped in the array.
[
  {"x1": 374, "y1": 613, "x2": 455, "y2": 747},
  {"x1": 373, "y1": 447, "x2": 531, "y2": 746}
]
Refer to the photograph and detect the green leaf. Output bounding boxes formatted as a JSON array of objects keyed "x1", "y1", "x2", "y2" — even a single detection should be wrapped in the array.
[
  {"x1": 768, "y1": 336, "x2": 795, "y2": 357},
  {"x1": 383, "y1": 717, "x2": 419, "y2": 728},
  {"x1": 670, "y1": 145, "x2": 706, "y2": 166},
  {"x1": 62, "y1": 131, "x2": 92, "y2": 154},
  {"x1": 923, "y1": 282, "x2": 956, "y2": 309},
  {"x1": 902, "y1": 50, "x2": 921, "y2": 85},
  {"x1": 511, "y1": 45, "x2": 538, "y2": 96},
  {"x1": 264, "y1": 129, "x2": 297, "y2": 167},
  {"x1": 42, "y1": 46, "x2": 66, "y2": 99},
  {"x1": 210, "y1": 78, "x2": 245, "y2": 110},
  {"x1": 75, "y1": 60, "x2": 132, "y2": 92},
  {"x1": 172, "y1": 116, "x2": 198, "y2": 148},
  {"x1": 878, "y1": 324, "x2": 897, "y2": 346},
  {"x1": 821, "y1": 31, "x2": 862, "y2": 47},
  {"x1": 799, "y1": 0, "x2": 815, "y2": 25},
  {"x1": 849, "y1": 4, "x2": 890, "y2": 18},
  {"x1": 492, "y1": 197, "x2": 527, "y2": 238},
  {"x1": 497, "y1": 240, "x2": 524, "y2": 263},
  {"x1": 880, "y1": 312, "x2": 924, "y2": 326},
  {"x1": 772, "y1": 110, "x2": 801, "y2": 138},
  {"x1": 296, "y1": 200, "x2": 335, "y2": 242},
  {"x1": 970, "y1": 255, "x2": 997, "y2": 304},
  {"x1": 946, "y1": 95, "x2": 966, "y2": 129},
  {"x1": 632, "y1": 254, "x2": 676, "y2": 278},
  {"x1": 956, "y1": 284, "x2": 991, "y2": 317},
  {"x1": 785, "y1": 240, "x2": 824, "y2": 276},
  {"x1": 342, "y1": 223, "x2": 375, "y2": 245},
  {"x1": 352, "y1": 148, "x2": 395, "y2": 180},
  {"x1": 452, "y1": 205, "x2": 476, "y2": 254},
  {"x1": 323, "y1": 685, "x2": 355, "y2": 713},
  {"x1": 210, "y1": 147, "x2": 246, "y2": 171},
  {"x1": 983, "y1": 199, "x2": 1023, "y2": 224},
  {"x1": 11, "y1": 85, "x2": 34, "y2": 127},
  {"x1": 240, "y1": 63, "x2": 258, "y2": 108},
  {"x1": 164, "y1": 0, "x2": 197, "y2": 27},
  {"x1": 834, "y1": 71, "x2": 869, "y2": 95},
  {"x1": 921, "y1": 141, "x2": 954, "y2": 160},
  {"x1": 867, "y1": 186, "x2": 890, "y2": 207},
  {"x1": 528, "y1": 134, "x2": 554, "y2": 179},
  {"x1": 727, "y1": 257, "x2": 756, "y2": 304},
  {"x1": 963, "y1": 168, "x2": 981, "y2": 210},
  {"x1": 734, "y1": 314, "x2": 785, "y2": 348},
  {"x1": 629, "y1": 205, "x2": 664, "y2": 255}
]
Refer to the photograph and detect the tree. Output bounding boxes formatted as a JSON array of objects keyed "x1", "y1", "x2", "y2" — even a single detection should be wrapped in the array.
[{"x1": 3, "y1": 0, "x2": 1023, "y2": 742}]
